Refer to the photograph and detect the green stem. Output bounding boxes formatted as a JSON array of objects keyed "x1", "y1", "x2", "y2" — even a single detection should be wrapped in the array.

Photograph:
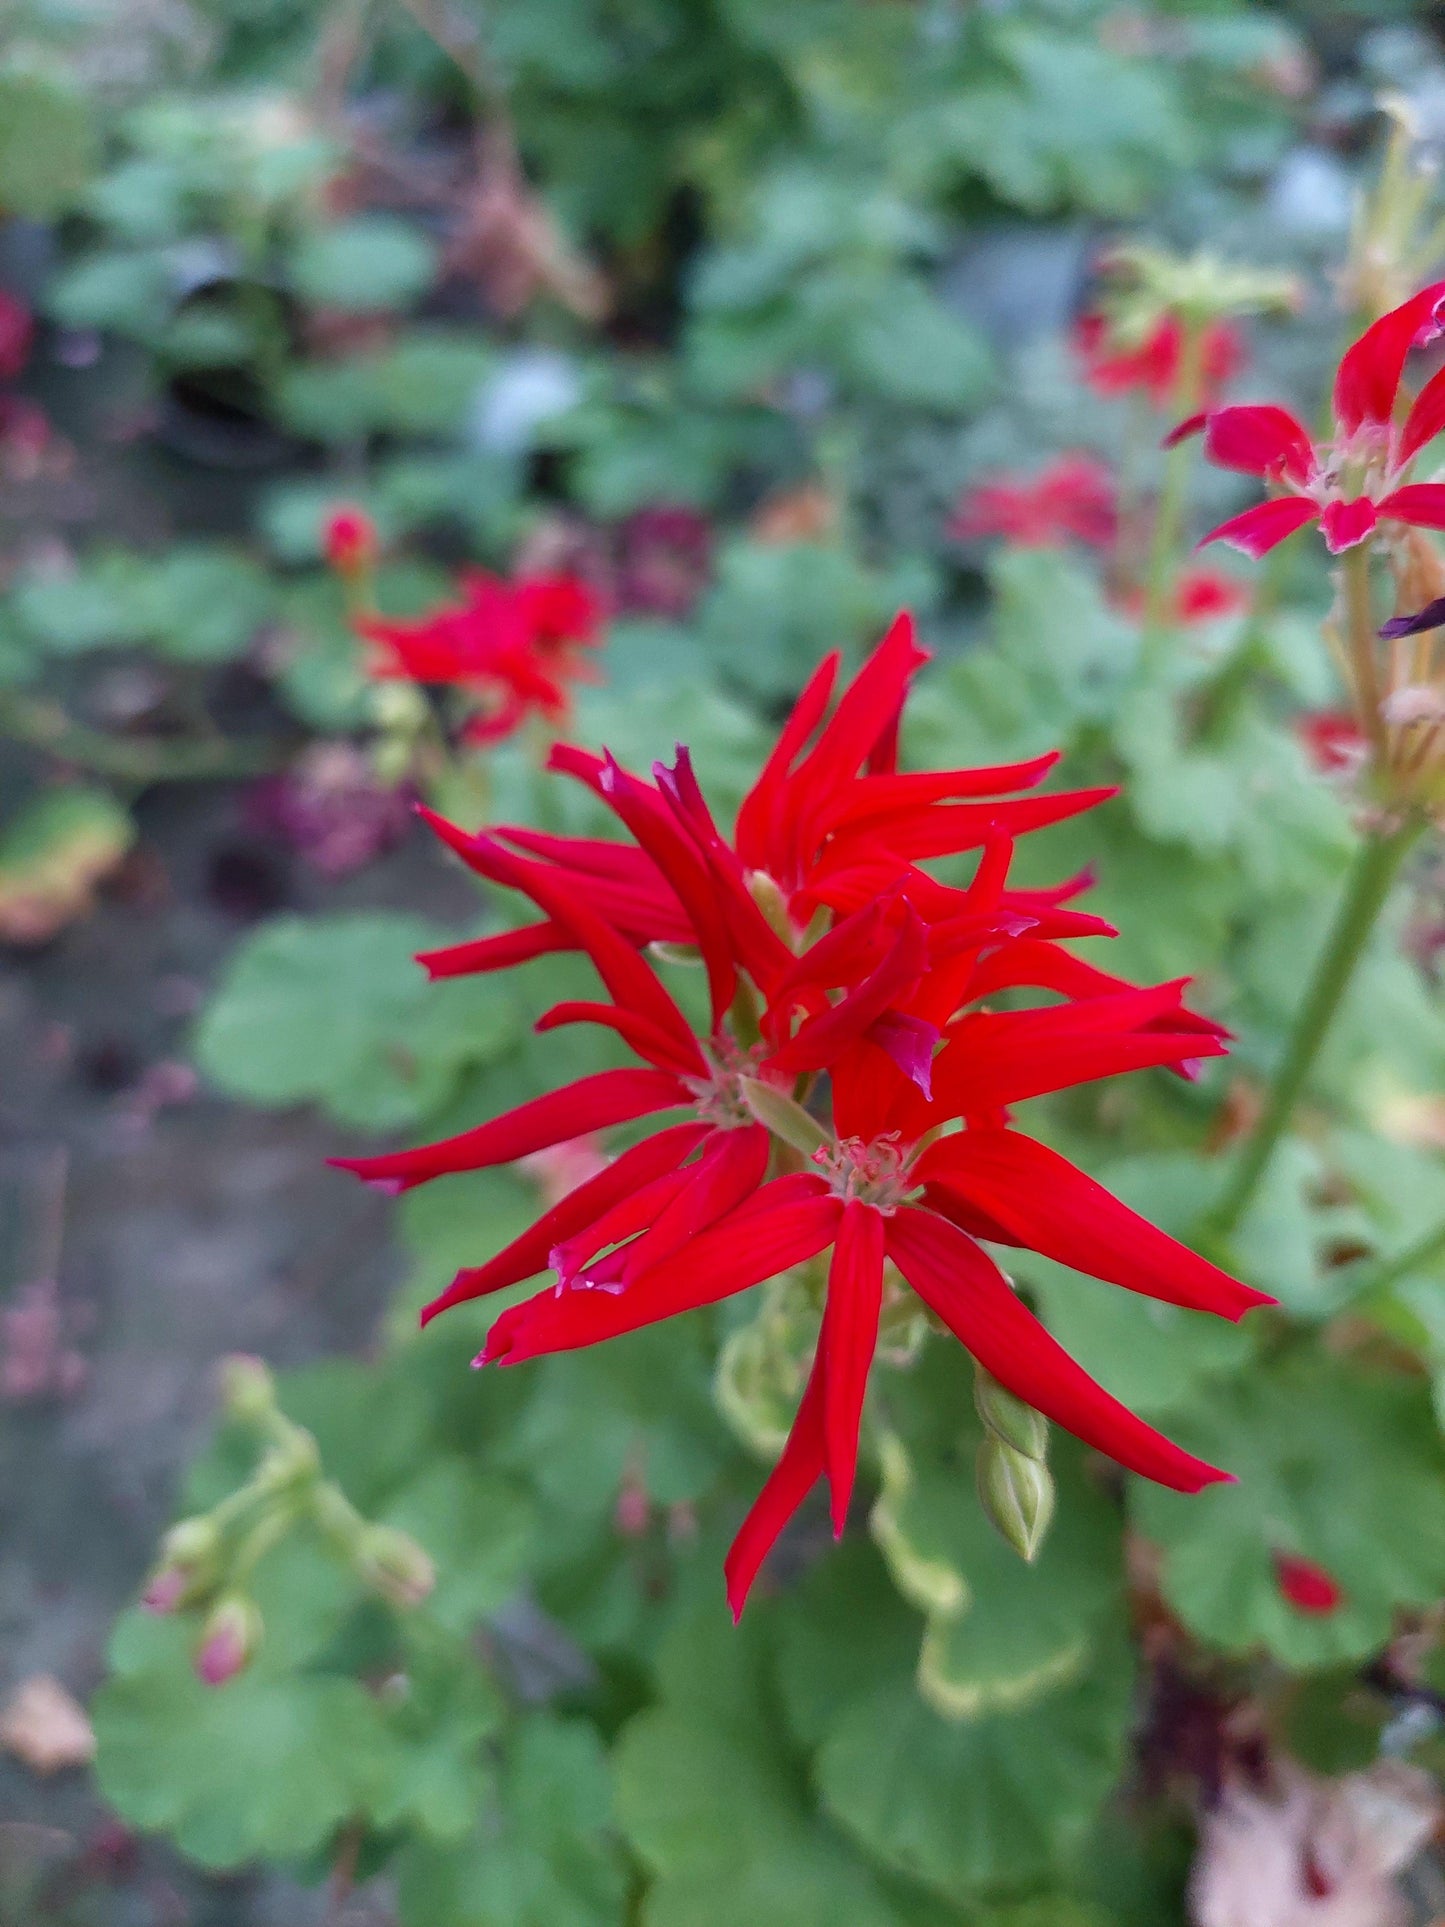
[
  {"x1": 0, "y1": 689, "x2": 282, "y2": 784},
  {"x1": 1354, "y1": 1216, "x2": 1445, "y2": 1298},
  {"x1": 1209, "y1": 818, "x2": 1423, "y2": 1236},
  {"x1": 1140, "y1": 320, "x2": 1207, "y2": 659}
]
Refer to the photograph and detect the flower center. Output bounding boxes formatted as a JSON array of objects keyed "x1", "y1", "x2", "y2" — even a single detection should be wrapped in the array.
[
  {"x1": 810, "y1": 1133, "x2": 912, "y2": 1211},
  {"x1": 683, "y1": 1036, "x2": 771, "y2": 1128}
]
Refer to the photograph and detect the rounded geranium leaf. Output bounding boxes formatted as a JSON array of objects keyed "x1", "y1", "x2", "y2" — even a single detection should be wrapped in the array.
[{"x1": 1131, "y1": 1357, "x2": 1445, "y2": 1667}]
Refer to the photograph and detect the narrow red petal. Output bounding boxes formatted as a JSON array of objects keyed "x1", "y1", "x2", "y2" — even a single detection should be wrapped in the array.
[
  {"x1": 417, "y1": 921, "x2": 568, "y2": 980},
  {"x1": 534, "y1": 999, "x2": 703, "y2": 1076},
  {"x1": 1379, "y1": 482, "x2": 1445, "y2": 532},
  {"x1": 885, "y1": 1207, "x2": 1230, "y2": 1491},
  {"x1": 419, "y1": 1121, "x2": 709, "y2": 1324},
  {"x1": 479, "y1": 1179, "x2": 840, "y2": 1365},
  {"x1": 914, "y1": 1129, "x2": 1272, "y2": 1319},
  {"x1": 1201, "y1": 405, "x2": 1315, "y2": 483},
  {"x1": 821, "y1": 1202, "x2": 886, "y2": 1535},
  {"x1": 734, "y1": 651, "x2": 840, "y2": 871},
  {"x1": 1333, "y1": 281, "x2": 1445, "y2": 434},
  {"x1": 724, "y1": 1348, "x2": 826, "y2": 1619},
  {"x1": 618, "y1": 1122, "x2": 771, "y2": 1284},
  {"x1": 1397, "y1": 361, "x2": 1445, "y2": 466},
  {"x1": 329, "y1": 1067, "x2": 689, "y2": 1192},
  {"x1": 1199, "y1": 496, "x2": 1318, "y2": 558}
]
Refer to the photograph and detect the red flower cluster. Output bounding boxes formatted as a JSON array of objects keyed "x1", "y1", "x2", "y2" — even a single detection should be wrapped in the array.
[
  {"x1": 1075, "y1": 311, "x2": 1244, "y2": 408},
  {"x1": 948, "y1": 454, "x2": 1118, "y2": 550},
  {"x1": 361, "y1": 569, "x2": 604, "y2": 743},
  {"x1": 333, "y1": 616, "x2": 1268, "y2": 1615},
  {"x1": 1171, "y1": 283, "x2": 1445, "y2": 557}
]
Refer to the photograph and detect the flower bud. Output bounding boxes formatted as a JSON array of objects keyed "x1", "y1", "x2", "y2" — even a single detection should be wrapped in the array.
[
  {"x1": 353, "y1": 1525, "x2": 436, "y2": 1610},
  {"x1": 142, "y1": 1515, "x2": 222, "y2": 1614},
  {"x1": 323, "y1": 504, "x2": 377, "y2": 577},
  {"x1": 1273, "y1": 1551, "x2": 1344, "y2": 1616},
  {"x1": 738, "y1": 1076, "x2": 830, "y2": 1157},
  {"x1": 218, "y1": 1354, "x2": 275, "y2": 1426},
  {"x1": 973, "y1": 1366, "x2": 1048, "y2": 1461},
  {"x1": 194, "y1": 1595, "x2": 262, "y2": 1686},
  {"x1": 745, "y1": 870, "x2": 797, "y2": 947},
  {"x1": 976, "y1": 1437, "x2": 1055, "y2": 1563}
]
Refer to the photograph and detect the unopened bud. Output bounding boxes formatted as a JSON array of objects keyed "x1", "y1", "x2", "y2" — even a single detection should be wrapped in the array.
[
  {"x1": 738, "y1": 1076, "x2": 830, "y2": 1157},
  {"x1": 142, "y1": 1515, "x2": 222, "y2": 1613},
  {"x1": 745, "y1": 870, "x2": 797, "y2": 947},
  {"x1": 973, "y1": 1367, "x2": 1048, "y2": 1461},
  {"x1": 370, "y1": 681, "x2": 429, "y2": 734},
  {"x1": 219, "y1": 1354, "x2": 275, "y2": 1425},
  {"x1": 976, "y1": 1437, "x2": 1055, "y2": 1563},
  {"x1": 353, "y1": 1525, "x2": 435, "y2": 1610},
  {"x1": 323, "y1": 504, "x2": 377, "y2": 577},
  {"x1": 194, "y1": 1595, "x2": 262, "y2": 1686}
]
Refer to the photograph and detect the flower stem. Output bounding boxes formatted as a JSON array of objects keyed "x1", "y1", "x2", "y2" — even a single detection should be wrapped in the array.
[
  {"x1": 1140, "y1": 320, "x2": 1207, "y2": 656},
  {"x1": 1354, "y1": 1215, "x2": 1445, "y2": 1299},
  {"x1": 0, "y1": 688, "x2": 281, "y2": 784},
  {"x1": 1209, "y1": 817, "x2": 1422, "y2": 1237}
]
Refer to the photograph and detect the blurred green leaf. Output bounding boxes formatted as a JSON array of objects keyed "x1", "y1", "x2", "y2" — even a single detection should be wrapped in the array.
[{"x1": 194, "y1": 912, "x2": 519, "y2": 1131}]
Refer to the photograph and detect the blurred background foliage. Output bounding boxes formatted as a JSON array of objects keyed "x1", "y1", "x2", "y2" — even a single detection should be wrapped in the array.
[{"x1": 1, "y1": 1, "x2": 1445, "y2": 1924}]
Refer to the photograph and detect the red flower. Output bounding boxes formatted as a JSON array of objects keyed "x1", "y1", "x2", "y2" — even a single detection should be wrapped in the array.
[
  {"x1": 1170, "y1": 283, "x2": 1445, "y2": 557},
  {"x1": 323, "y1": 505, "x2": 377, "y2": 577},
  {"x1": 1273, "y1": 1552, "x2": 1344, "y2": 1616},
  {"x1": 1173, "y1": 567, "x2": 1249, "y2": 623},
  {"x1": 1297, "y1": 709, "x2": 1367, "y2": 776},
  {"x1": 0, "y1": 289, "x2": 34, "y2": 383},
  {"x1": 361, "y1": 569, "x2": 603, "y2": 743},
  {"x1": 1075, "y1": 311, "x2": 1244, "y2": 408},
  {"x1": 332, "y1": 612, "x2": 1268, "y2": 1615},
  {"x1": 948, "y1": 454, "x2": 1119, "y2": 550}
]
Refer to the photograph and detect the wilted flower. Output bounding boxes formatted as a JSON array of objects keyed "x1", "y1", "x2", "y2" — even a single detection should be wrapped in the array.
[
  {"x1": 245, "y1": 743, "x2": 412, "y2": 878},
  {"x1": 333, "y1": 615, "x2": 1266, "y2": 1614},
  {"x1": 615, "y1": 504, "x2": 713, "y2": 617}
]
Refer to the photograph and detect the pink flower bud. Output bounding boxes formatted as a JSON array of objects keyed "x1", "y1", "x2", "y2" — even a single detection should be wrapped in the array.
[
  {"x1": 323, "y1": 505, "x2": 377, "y2": 576},
  {"x1": 194, "y1": 1597, "x2": 262, "y2": 1686}
]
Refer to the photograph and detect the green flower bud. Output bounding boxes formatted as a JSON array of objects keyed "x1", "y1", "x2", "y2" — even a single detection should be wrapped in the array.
[
  {"x1": 976, "y1": 1437, "x2": 1055, "y2": 1564},
  {"x1": 973, "y1": 1366, "x2": 1048, "y2": 1461},
  {"x1": 353, "y1": 1525, "x2": 436, "y2": 1610},
  {"x1": 218, "y1": 1354, "x2": 275, "y2": 1425},
  {"x1": 738, "y1": 1077, "x2": 830, "y2": 1157},
  {"x1": 142, "y1": 1515, "x2": 223, "y2": 1613}
]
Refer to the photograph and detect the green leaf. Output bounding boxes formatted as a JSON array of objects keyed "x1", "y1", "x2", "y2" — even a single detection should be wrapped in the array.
[
  {"x1": 290, "y1": 216, "x2": 439, "y2": 314},
  {"x1": 94, "y1": 1537, "x2": 380, "y2": 1870},
  {"x1": 775, "y1": 1535, "x2": 1135, "y2": 1900},
  {"x1": 0, "y1": 58, "x2": 96, "y2": 218},
  {"x1": 397, "y1": 1717, "x2": 628, "y2": 1927},
  {"x1": 1132, "y1": 1355, "x2": 1445, "y2": 1667},
  {"x1": 615, "y1": 1596, "x2": 908, "y2": 1927},
  {"x1": 381, "y1": 1459, "x2": 537, "y2": 1632},
  {"x1": 817, "y1": 1625, "x2": 1136, "y2": 1902},
  {"x1": 194, "y1": 912, "x2": 519, "y2": 1132},
  {"x1": 11, "y1": 545, "x2": 274, "y2": 662}
]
